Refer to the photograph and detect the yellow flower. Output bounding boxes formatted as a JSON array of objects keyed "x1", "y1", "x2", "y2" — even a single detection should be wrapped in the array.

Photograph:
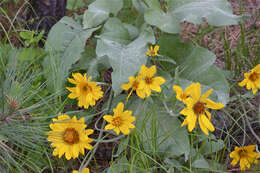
[
  {"x1": 180, "y1": 83, "x2": 224, "y2": 135},
  {"x1": 72, "y1": 168, "x2": 90, "y2": 173},
  {"x1": 173, "y1": 83, "x2": 196, "y2": 104},
  {"x1": 238, "y1": 64, "x2": 260, "y2": 94},
  {"x1": 103, "y1": 102, "x2": 135, "y2": 135},
  {"x1": 47, "y1": 114, "x2": 93, "y2": 160},
  {"x1": 230, "y1": 145, "x2": 260, "y2": 171},
  {"x1": 66, "y1": 73, "x2": 104, "y2": 109},
  {"x1": 139, "y1": 65, "x2": 165, "y2": 98},
  {"x1": 146, "y1": 45, "x2": 159, "y2": 56},
  {"x1": 121, "y1": 76, "x2": 145, "y2": 100}
]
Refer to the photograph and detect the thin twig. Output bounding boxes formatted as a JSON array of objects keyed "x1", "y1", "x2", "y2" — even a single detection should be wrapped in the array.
[{"x1": 245, "y1": 115, "x2": 260, "y2": 144}]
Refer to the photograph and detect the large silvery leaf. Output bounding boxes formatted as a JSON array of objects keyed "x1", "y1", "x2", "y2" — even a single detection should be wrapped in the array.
[
  {"x1": 97, "y1": 27, "x2": 155, "y2": 94},
  {"x1": 44, "y1": 17, "x2": 99, "y2": 92},
  {"x1": 144, "y1": 9, "x2": 181, "y2": 34},
  {"x1": 145, "y1": 0, "x2": 242, "y2": 33},
  {"x1": 159, "y1": 34, "x2": 229, "y2": 104},
  {"x1": 99, "y1": 17, "x2": 138, "y2": 45},
  {"x1": 83, "y1": 0, "x2": 123, "y2": 29}
]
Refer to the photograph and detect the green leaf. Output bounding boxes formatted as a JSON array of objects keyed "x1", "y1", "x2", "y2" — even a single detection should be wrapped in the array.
[
  {"x1": 168, "y1": 0, "x2": 242, "y2": 26},
  {"x1": 145, "y1": 0, "x2": 242, "y2": 33},
  {"x1": 157, "y1": 115, "x2": 190, "y2": 157},
  {"x1": 192, "y1": 155, "x2": 209, "y2": 169},
  {"x1": 131, "y1": 0, "x2": 147, "y2": 14},
  {"x1": 83, "y1": 0, "x2": 123, "y2": 29},
  {"x1": 73, "y1": 45, "x2": 110, "y2": 79},
  {"x1": 100, "y1": 17, "x2": 134, "y2": 44},
  {"x1": 34, "y1": 30, "x2": 45, "y2": 43},
  {"x1": 20, "y1": 31, "x2": 33, "y2": 40},
  {"x1": 132, "y1": 100, "x2": 190, "y2": 158},
  {"x1": 96, "y1": 26, "x2": 155, "y2": 94},
  {"x1": 66, "y1": 0, "x2": 84, "y2": 10},
  {"x1": 44, "y1": 17, "x2": 100, "y2": 92},
  {"x1": 158, "y1": 34, "x2": 229, "y2": 104},
  {"x1": 200, "y1": 139, "x2": 225, "y2": 155},
  {"x1": 144, "y1": 9, "x2": 181, "y2": 34}
]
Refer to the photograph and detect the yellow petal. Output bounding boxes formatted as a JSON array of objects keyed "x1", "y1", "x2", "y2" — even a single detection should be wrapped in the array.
[
  {"x1": 139, "y1": 65, "x2": 147, "y2": 76},
  {"x1": 200, "y1": 89, "x2": 213, "y2": 102},
  {"x1": 173, "y1": 85, "x2": 183, "y2": 98},
  {"x1": 253, "y1": 64, "x2": 260, "y2": 72},
  {"x1": 136, "y1": 89, "x2": 146, "y2": 99},
  {"x1": 246, "y1": 81, "x2": 253, "y2": 90},
  {"x1": 240, "y1": 158, "x2": 250, "y2": 171},
  {"x1": 85, "y1": 129, "x2": 94, "y2": 135},
  {"x1": 204, "y1": 99, "x2": 224, "y2": 110},
  {"x1": 244, "y1": 145, "x2": 256, "y2": 152},
  {"x1": 252, "y1": 88, "x2": 258, "y2": 94},
  {"x1": 120, "y1": 125, "x2": 130, "y2": 135},
  {"x1": 72, "y1": 73, "x2": 84, "y2": 82},
  {"x1": 104, "y1": 124, "x2": 115, "y2": 130},
  {"x1": 144, "y1": 87, "x2": 151, "y2": 97},
  {"x1": 154, "y1": 45, "x2": 159, "y2": 52},
  {"x1": 103, "y1": 115, "x2": 113, "y2": 122},
  {"x1": 205, "y1": 110, "x2": 211, "y2": 120},
  {"x1": 68, "y1": 77, "x2": 77, "y2": 84},
  {"x1": 114, "y1": 102, "x2": 124, "y2": 115},
  {"x1": 150, "y1": 84, "x2": 161, "y2": 92},
  {"x1": 147, "y1": 65, "x2": 156, "y2": 77},
  {"x1": 66, "y1": 87, "x2": 77, "y2": 93},
  {"x1": 199, "y1": 114, "x2": 209, "y2": 135},
  {"x1": 121, "y1": 83, "x2": 131, "y2": 90},
  {"x1": 238, "y1": 79, "x2": 247, "y2": 87},
  {"x1": 82, "y1": 168, "x2": 90, "y2": 173},
  {"x1": 230, "y1": 157, "x2": 239, "y2": 167},
  {"x1": 72, "y1": 145, "x2": 79, "y2": 158},
  {"x1": 114, "y1": 127, "x2": 120, "y2": 135},
  {"x1": 187, "y1": 114, "x2": 197, "y2": 132},
  {"x1": 153, "y1": 76, "x2": 165, "y2": 85},
  {"x1": 189, "y1": 83, "x2": 201, "y2": 102},
  {"x1": 199, "y1": 114, "x2": 215, "y2": 135},
  {"x1": 180, "y1": 107, "x2": 193, "y2": 116},
  {"x1": 127, "y1": 123, "x2": 135, "y2": 129},
  {"x1": 65, "y1": 151, "x2": 72, "y2": 160}
]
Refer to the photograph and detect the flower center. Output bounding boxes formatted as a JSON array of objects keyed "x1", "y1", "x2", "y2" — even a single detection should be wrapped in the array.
[
  {"x1": 150, "y1": 50, "x2": 155, "y2": 56},
  {"x1": 193, "y1": 102, "x2": 205, "y2": 114},
  {"x1": 249, "y1": 72, "x2": 258, "y2": 82},
  {"x1": 111, "y1": 117, "x2": 122, "y2": 127},
  {"x1": 145, "y1": 77, "x2": 153, "y2": 84},
  {"x1": 132, "y1": 81, "x2": 139, "y2": 90},
  {"x1": 81, "y1": 83, "x2": 92, "y2": 93},
  {"x1": 63, "y1": 128, "x2": 79, "y2": 145},
  {"x1": 238, "y1": 150, "x2": 247, "y2": 158}
]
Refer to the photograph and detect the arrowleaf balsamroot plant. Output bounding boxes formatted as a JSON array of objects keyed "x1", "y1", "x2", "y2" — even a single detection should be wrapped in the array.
[{"x1": 1, "y1": 0, "x2": 260, "y2": 172}]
